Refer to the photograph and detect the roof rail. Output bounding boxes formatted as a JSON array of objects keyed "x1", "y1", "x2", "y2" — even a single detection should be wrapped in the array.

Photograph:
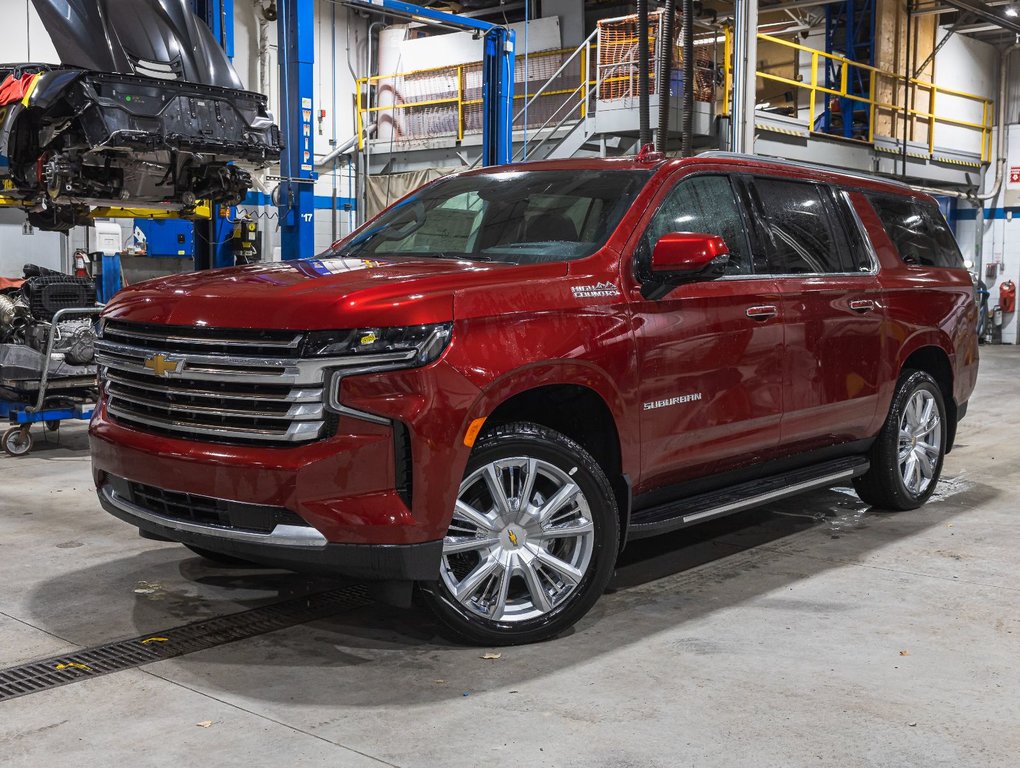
[{"x1": 696, "y1": 151, "x2": 914, "y2": 191}]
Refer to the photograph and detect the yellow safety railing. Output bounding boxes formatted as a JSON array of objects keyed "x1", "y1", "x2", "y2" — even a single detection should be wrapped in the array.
[
  {"x1": 356, "y1": 47, "x2": 590, "y2": 150},
  {"x1": 725, "y1": 28, "x2": 994, "y2": 163}
]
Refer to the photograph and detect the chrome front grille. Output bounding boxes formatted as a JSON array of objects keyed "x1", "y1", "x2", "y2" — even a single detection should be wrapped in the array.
[{"x1": 96, "y1": 321, "x2": 331, "y2": 445}]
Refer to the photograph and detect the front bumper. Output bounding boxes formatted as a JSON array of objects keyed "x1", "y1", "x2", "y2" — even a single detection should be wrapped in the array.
[
  {"x1": 90, "y1": 397, "x2": 448, "y2": 579},
  {"x1": 97, "y1": 479, "x2": 441, "y2": 580}
]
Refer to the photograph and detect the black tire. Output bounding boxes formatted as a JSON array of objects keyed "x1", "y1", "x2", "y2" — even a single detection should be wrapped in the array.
[
  {"x1": 419, "y1": 422, "x2": 620, "y2": 646},
  {"x1": 183, "y1": 544, "x2": 259, "y2": 567},
  {"x1": 853, "y1": 370, "x2": 947, "y2": 511}
]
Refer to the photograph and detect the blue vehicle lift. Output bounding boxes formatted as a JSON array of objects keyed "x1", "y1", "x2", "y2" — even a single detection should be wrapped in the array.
[
  {"x1": 272, "y1": 0, "x2": 515, "y2": 260},
  {"x1": 155, "y1": 1, "x2": 514, "y2": 263}
]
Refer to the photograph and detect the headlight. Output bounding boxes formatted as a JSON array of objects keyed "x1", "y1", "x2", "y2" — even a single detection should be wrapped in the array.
[{"x1": 303, "y1": 322, "x2": 452, "y2": 367}]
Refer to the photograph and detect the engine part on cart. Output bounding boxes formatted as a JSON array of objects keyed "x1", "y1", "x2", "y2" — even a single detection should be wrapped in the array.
[
  {"x1": 0, "y1": 292, "x2": 31, "y2": 344},
  {"x1": 0, "y1": 265, "x2": 98, "y2": 400},
  {"x1": 0, "y1": 294, "x2": 16, "y2": 327},
  {"x1": 22, "y1": 263, "x2": 63, "y2": 279},
  {"x1": 0, "y1": 343, "x2": 95, "y2": 383},
  {"x1": 21, "y1": 275, "x2": 97, "y2": 322}
]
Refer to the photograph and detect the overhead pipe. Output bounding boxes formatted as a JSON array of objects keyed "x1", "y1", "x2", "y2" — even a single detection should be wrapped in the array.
[
  {"x1": 682, "y1": 0, "x2": 694, "y2": 157},
  {"x1": 638, "y1": 0, "x2": 651, "y2": 146},
  {"x1": 971, "y1": 42, "x2": 1020, "y2": 204},
  {"x1": 655, "y1": 0, "x2": 677, "y2": 152}
]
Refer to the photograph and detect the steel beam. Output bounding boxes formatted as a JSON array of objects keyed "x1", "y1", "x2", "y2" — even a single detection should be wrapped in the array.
[
  {"x1": 933, "y1": 0, "x2": 1020, "y2": 33},
  {"x1": 730, "y1": 0, "x2": 758, "y2": 153},
  {"x1": 278, "y1": 0, "x2": 317, "y2": 260}
]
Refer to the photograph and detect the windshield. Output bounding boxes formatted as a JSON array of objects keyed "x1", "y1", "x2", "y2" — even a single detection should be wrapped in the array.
[{"x1": 324, "y1": 169, "x2": 652, "y2": 265}]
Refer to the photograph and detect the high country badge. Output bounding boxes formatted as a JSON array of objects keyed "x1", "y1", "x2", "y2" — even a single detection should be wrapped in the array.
[{"x1": 572, "y1": 282, "x2": 621, "y2": 299}]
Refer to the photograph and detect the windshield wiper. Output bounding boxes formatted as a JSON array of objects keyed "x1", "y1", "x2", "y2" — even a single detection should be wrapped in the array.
[{"x1": 424, "y1": 253, "x2": 500, "y2": 262}]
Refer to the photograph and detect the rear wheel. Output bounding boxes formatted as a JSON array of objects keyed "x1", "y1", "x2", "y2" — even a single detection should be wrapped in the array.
[
  {"x1": 420, "y1": 422, "x2": 619, "y2": 645},
  {"x1": 854, "y1": 370, "x2": 947, "y2": 511}
]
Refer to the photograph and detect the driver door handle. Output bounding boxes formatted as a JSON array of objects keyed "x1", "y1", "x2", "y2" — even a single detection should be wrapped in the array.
[
  {"x1": 746, "y1": 305, "x2": 779, "y2": 320},
  {"x1": 849, "y1": 299, "x2": 876, "y2": 313}
]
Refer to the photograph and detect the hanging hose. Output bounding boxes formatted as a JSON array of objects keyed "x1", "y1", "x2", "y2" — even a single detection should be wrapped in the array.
[
  {"x1": 682, "y1": 0, "x2": 694, "y2": 157},
  {"x1": 655, "y1": 0, "x2": 677, "y2": 153},
  {"x1": 638, "y1": 0, "x2": 650, "y2": 146}
]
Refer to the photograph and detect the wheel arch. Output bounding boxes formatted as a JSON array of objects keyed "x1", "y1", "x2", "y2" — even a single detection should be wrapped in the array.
[
  {"x1": 899, "y1": 342, "x2": 958, "y2": 452},
  {"x1": 476, "y1": 374, "x2": 633, "y2": 548}
]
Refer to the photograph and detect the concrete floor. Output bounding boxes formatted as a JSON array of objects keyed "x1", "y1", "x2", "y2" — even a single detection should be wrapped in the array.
[{"x1": 2, "y1": 347, "x2": 1018, "y2": 768}]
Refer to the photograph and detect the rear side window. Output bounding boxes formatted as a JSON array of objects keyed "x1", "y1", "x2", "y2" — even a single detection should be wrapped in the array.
[
  {"x1": 752, "y1": 178, "x2": 848, "y2": 274},
  {"x1": 866, "y1": 194, "x2": 966, "y2": 269}
]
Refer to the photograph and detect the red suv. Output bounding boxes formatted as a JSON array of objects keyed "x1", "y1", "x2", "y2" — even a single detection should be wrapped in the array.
[{"x1": 91, "y1": 152, "x2": 979, "y2": 644}]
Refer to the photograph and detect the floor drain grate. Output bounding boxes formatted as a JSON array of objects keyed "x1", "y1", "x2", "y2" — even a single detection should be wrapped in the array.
[{"x1": 0, "y1": 584, "x2": 371, "y2": 702}]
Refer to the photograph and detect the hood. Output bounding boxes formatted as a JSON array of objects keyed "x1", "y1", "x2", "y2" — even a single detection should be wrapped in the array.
[
  {"x1": 31, "y1": 0, "x2": 243, "y2": 89},
  {"x1": 102, "y1": 257, "x2": 568, "y2": 330}
]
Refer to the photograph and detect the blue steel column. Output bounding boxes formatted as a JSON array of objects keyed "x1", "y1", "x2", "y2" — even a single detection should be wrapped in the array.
[
  {"x1": 278, "y1": 0, "x2": 317, "y2": 260},
  {"x1": 193, "y1": 0, "x2": 236, "y2": 56},
  {"x1": 481, "y1": 26, "x2": 515, "y2": 166}
]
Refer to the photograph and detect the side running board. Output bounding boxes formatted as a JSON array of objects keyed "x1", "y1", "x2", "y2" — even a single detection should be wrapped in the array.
[{"x1": 628, "y1": 457, "x2": 870, "y2": 540}]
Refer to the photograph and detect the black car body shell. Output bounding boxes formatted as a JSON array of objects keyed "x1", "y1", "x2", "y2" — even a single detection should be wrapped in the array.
[
  {"x1": 31, "y1": 0, "x2": 244, "y2": 89},
  {"x1": 0, "y1": 2, "x2": 281, "y2": 230}
]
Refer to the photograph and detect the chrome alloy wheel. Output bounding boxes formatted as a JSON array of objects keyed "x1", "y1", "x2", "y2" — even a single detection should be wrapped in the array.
[
  {"x1": 440, "y1": 457, "x2": 596, "y2": 623},
  {"x1": 898, "y1": 389, "x2": 942, "y2": 496}
]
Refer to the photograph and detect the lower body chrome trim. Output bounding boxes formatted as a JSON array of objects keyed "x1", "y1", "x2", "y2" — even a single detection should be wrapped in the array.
[
  {"x1": 680, "y1": 468, "x2": 858, "y2": 525},
  {"x1": 99, "y1": 483, "x2": 328, "y2": 549}
]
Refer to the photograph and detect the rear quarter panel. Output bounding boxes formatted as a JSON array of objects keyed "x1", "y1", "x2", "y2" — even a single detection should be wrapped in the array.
[{"x1": 852, "y1": 192, "x2": 979, "y2": 412}]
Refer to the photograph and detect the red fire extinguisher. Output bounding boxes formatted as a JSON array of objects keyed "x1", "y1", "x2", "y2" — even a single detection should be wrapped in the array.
[
  {"x1": 1000, "y1": 280, "x2": 1016, "y2": 314},
  {"x1": 73, "y1": 249, "x2": 90, "y2": 278}
]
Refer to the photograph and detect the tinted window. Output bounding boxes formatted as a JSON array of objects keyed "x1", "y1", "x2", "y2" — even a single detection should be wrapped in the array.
[
  {"x1": 325, "y1": 169, "x2": 651, "y2": 265},
  {"x1": 867, "y1": 194, "x2": 966, "y2": 269},
  {"x1": 754, "y1": 178, "x2": 847, "y2": 274},
  {"x1": 837, "y1": 191, "x2": 877, "y2": 273},
  {"x1": 639, "y1": 175, "x2": 753, "y2": 276}
]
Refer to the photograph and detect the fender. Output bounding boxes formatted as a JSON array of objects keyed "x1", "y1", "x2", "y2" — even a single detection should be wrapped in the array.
[
  {"x1": 894, "y1": 328, "x2": 956, "y2": 380},
  {"x1": 460, "y1": 358, "x2": 639, "y2": 482}
]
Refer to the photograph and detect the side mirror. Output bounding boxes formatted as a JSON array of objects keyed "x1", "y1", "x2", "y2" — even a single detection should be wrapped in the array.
[{"x1": 641, "y1": 232, "x2": 730, "y2": 299}]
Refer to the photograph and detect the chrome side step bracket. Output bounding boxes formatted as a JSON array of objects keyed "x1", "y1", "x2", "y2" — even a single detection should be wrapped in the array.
[{"x1": 628, "y1": 457, "x2": 870, "y2": 540}]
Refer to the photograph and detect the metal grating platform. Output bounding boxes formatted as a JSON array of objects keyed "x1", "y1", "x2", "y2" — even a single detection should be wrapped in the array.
[{"x1": 0, "y1": 585, "x2": 371, "y2": 702}]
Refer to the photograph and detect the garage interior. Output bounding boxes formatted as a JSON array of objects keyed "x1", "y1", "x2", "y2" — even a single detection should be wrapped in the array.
[{"x1": 1, "y1": 0, "x2": 1019, "y2": 765}]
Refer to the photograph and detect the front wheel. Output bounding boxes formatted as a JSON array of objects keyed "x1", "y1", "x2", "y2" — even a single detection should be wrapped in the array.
[
  {"x1": 420, "y1": 422, "x2": 619, "y2": 645},
  {"x1": 854, "y1": 370, "x2": 947, "y2": 511}
]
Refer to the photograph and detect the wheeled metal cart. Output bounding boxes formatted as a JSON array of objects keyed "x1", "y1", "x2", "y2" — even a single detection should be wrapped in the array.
[{"x1": 2, "y1": 307, "x2": 101, "y2": 457}]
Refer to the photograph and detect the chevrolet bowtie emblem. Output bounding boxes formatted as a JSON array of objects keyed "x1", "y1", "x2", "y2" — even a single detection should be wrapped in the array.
[
  {"x1": 507, "y1": 530, "x2": 519, "y2": 547},
  {"x1": 143, "y1": 353, "x2": 183, "y2": 378}
]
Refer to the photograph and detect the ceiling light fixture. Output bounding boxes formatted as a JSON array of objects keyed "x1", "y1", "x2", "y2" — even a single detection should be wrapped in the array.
[{"x1": 1007, "y1": 5, "x2": 1019, "y2": 16}]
